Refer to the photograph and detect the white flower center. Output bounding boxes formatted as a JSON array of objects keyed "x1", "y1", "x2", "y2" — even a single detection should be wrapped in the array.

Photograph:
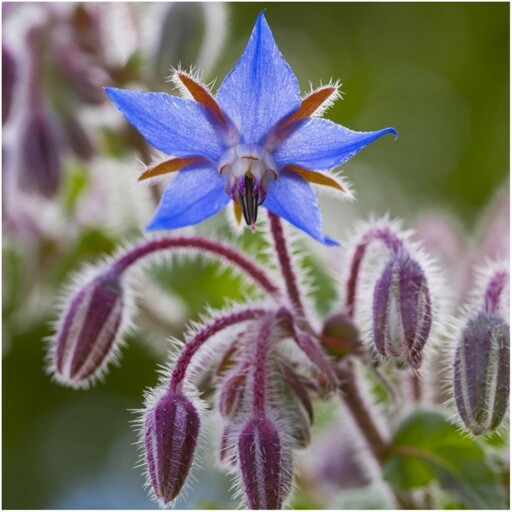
[{"x1": 219, "y1": 144, "x2": 277, "y2": 226}]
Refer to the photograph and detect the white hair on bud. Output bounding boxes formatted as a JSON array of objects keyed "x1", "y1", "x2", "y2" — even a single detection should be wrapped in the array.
[
  {"x1": 45, "y1": 256, "x2": 137, "y2": 390},
  {"x1": 442, "y1": 259, "x2": 509, "y2": 437},
  {"x1": 338, "y1": 215, "x2": 449, "y2": 387}
]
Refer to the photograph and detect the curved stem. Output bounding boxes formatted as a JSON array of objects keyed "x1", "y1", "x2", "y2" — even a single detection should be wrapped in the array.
[
  {"x1": 111, "y1": 236, "x2": 280, "y2": 299},
  {"x1": 267, "y1": 213, "x2": 306, "y2": 318},
  {"x1": 344, "y1": 227, "x2": 403, "y2": 317},
  {"x1": 483, "y1": 268, "x2": 508, "y2": 314},
  {"x1": 169, "y1": 307, "x2": 269, "y2": 391}
]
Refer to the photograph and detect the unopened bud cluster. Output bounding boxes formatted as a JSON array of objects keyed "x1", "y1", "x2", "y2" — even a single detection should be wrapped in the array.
[{"x1": 46, "y1": 211, "x2": 509, "y2": 509}]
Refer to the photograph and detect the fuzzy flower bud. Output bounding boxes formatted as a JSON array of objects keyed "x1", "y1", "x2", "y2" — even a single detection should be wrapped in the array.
[
  {"x1": 52, "y1": 270, "x2": 125, "y2": 387},
  {"x1": 373, "y1": 252, "x2": 432, "y2": 368},
  {"x1": 238, "y1": 415, "x2": 292, "y2": 510},
  {"x1": 144, "y1": 391, "x2": 200, "y2": 505},
  {"x1": 321, "y1": 312, "x2": 363, "y2": 359},
  {"x1": 218, "y1": 366, "x2": 248, "y2": 419},
  {"x1": 453, "y1": 313, "x2": 509, "y2": 435}
]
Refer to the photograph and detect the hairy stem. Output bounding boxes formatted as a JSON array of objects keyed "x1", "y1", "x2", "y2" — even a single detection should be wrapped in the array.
[
  {"x1": 267, "y1": 213, "x2": 306, "y2": 318},
  {"x1": 344, "y1": 227, "x2": 403, "y2": 317},
  {"x1": 483, "y1": 268, "x2": 508, "y2": 314},
  {"x1": 252, "y1": 313, "x2": 276, "y2": 416},
  {"x1": 111, "y1": 236, "x2": 280, "y2": 298},
  {"x1": 337, "y1": 358, "x2": 389, "y2": 462},
  {"x1": 169, "y1": 307, "x2": 269, "y2": 391},
  {"x1": 337, "y1": 358, "x2": 418, "y2": 509}
]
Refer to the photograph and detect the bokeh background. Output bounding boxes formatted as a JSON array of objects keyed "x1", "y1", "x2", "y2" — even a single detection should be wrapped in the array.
[{"x1": 3, "y1": 2, "x2": 509, "y2": 509}]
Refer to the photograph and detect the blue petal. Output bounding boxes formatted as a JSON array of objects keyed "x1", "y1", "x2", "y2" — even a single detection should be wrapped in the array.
[
  {"x1": 275, "y1": 118, "x2": 397, "y2": 171},
  {"x1": 146, "y1": 165, "x2": 230, "y2": 230},
  {"x1": 105, "y1": 88, "x2": 224, "y2": 162},
  {"x1": 215, "y1": 12, "x2": 301, "y2": 143},
  {"x1": 263, "y1": 169, "x2": 338, "y2": 246}
]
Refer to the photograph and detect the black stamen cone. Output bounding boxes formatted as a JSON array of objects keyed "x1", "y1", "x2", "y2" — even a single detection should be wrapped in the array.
[{"x1": 240, "y1": 176, "x2": 259, "y2": 226}]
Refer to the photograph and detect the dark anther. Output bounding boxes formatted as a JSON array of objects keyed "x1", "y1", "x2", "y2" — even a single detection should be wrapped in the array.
[{"x1": 239, "y1": 175, "x2": 259, "y2": 226}]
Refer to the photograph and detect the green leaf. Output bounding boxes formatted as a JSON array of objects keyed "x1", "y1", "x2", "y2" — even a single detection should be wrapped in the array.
[{"x1": 383, "y1": 408, "x2": 507, "y2": 509}]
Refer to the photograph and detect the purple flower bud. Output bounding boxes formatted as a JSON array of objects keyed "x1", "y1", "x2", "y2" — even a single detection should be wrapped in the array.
[
  {"x1": 218, "y1": 366, "x2": 247, "y2": 419},
  {"x1": 19, "y1": 108, "x2": 61, "y2": 198},
  {"x1": 144, "y1": 391, "x2": 200, "y2": 505},
  {"x1": 2, "y1": 46, "x2": 16, "y2": 124},
  {"x1": 453, "y1": 312, "x2": 509, "y2": 435},
  {"x1": 238, "y1": 415, "x2": 292, "y2": 509},
  {"x1": 53, "y1": 271, "x2": 125, "y2": 387},
  {"x1": 373, "y1": 253, "x2": 432, "y2": 369},
  {"x1": 321, "y1": 312, "x2": 363, "y2": 359}
]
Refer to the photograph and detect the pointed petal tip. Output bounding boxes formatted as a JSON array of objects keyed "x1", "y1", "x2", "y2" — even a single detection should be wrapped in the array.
[
  {"x1": 324, "y1": 236, "x2": 340, "y2": 247},
  {"x1": 384, "y1": 127, "x2": 398, "y2": 140}
]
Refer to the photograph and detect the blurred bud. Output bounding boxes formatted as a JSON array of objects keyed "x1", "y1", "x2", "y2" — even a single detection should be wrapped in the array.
[
  {"x1": 70, "y1": 3, "x2": 102, "y2": 55},
  {"x1": 218, "y1": 366, "x2": 247, "y2": 419},
  {"x1": 2, "y1": 46, "x2": 16, "y2": 124},
  {"x1": 277, "y1": 363, "x2": 315, "y2": 449},
  {"x1": 144, "y1": 391, "x2": 200, "y2": 505},
  {"x1": 453, "y1": 312, "x2": 509, "y2": 435},
  {"x1": 64, "y1": 115, "x2": 94, "y2": 160},
  {"x1": 19, "y1": 108, "x2": 61, "y2": 198},
  {"x1": 238, "y1": 415, "x2": 292, "y2": 509},
  {"x1": 53, "y1": 271, "x2": 125, "y2": 387},
  {"x1": 321, "y1": 312, "x2": 363, "y2": 359},
  {"x1": 373, "y1": 253, "x2": 432, "y2": 369},
  {"x1": 279, "y1": 362, "x2": 316, "y2": 423},
  {"x1": 218, "y1": 424, "x2": 237, "y2": 467},
  {"x1": 55, "y1": 45, "x2": 109, "y2": 105},
  {"x1": 474, "y1": 184, "x2": 510, "y2": 263},
  {"x1": 153, "y1": 3, "x2": 207, "y2": 80},
  {"x1": 213, "y1": 339, "x2": 240, "y2": 380}
]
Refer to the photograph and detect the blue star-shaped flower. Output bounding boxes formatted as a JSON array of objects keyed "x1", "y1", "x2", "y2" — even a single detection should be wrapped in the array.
[{"x1": 106, "y1": 13, "x2": 396, "y2": 246}]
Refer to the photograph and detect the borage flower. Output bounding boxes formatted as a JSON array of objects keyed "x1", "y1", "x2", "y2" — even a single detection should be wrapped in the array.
[{"x1": 106, "y1": 13, "x2": 396, "y2": 245}]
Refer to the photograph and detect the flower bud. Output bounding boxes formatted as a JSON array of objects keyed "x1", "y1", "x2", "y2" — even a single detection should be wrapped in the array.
[
  {"x1": 144, "y1": 391, "x2": 200, "y2": 505},
  {"x1": 218, "y1": 367, "x2": 247, "y2": 419},
  {"x1": 238, "y1": 415, "x2": 292, "y2": 509},
  {"x1": 19, "y1": 108, "x2": 61, "y2": 198},
  {"x1": 321, "y1": 312, "x2": 363, "y2": 359},
  {"x1": 372, "y1": 253, "x2": 432, "y2": 368},
  {"x1": 453, "y1": 312, "x2": 509, "y2": 435},
  {"x1": 218, "y1": 424, "x2": 237, "y2": 467},
  {"x1": 53, "y1": 271, "x2": 125, "y2": 387}
]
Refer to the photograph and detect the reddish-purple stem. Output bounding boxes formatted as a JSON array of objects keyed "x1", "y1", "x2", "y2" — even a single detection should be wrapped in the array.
[
  {"x1": 252, "y1": 313, "x2": 276, "y2": 416},
  {"x1": 111, "y1": 236, "x2": 280, "y2": 298},
  {"x1": 345, "y1": 227, "x2": 403, "y2": 318},
  {"x1": 267, "y1": 213, "x2": 306, "y2": 318},
  {"x1": 278, "y1": 308, "x2": 337, "y2": 388},
  {"x1": 483, "y1": 269, "x2": 508, "y2": 314},
  {"x1": 169, "y1": 308, "x2": 268, "y2": 391}
]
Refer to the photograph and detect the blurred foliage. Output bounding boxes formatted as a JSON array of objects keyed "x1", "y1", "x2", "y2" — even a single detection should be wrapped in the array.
[{"x1": 3, "y1": 2, "x2": 509, "y2": 509}]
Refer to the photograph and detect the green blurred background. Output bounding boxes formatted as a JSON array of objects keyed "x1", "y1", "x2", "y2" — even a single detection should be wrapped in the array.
[{"x1": 3, "y1": 2, "x2": 509, "y2": 509}]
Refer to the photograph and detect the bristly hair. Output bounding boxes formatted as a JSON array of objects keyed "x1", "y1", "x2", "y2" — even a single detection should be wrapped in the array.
[
  {"x1": 442, "y1": 259, "x2": 509, "y2": 437},
  {"x1": 45, "y1": 257, "x2": 137, "y2": 390},
  {"x1": 339, "y1": 215, "x2": 448, "y2": 374}
]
